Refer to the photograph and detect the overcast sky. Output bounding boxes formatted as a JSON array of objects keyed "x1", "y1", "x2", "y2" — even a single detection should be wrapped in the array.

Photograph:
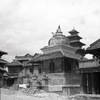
[{"x1": 0, "y1": 0, "x2": 100, "y2": 62}]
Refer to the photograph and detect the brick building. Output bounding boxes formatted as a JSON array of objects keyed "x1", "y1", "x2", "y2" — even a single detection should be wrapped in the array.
[
  {"x1": 29, "y1": 26, "x2": 85, "y2": 95},
  {"x1": 6, "y1": 53, "x2": 33, "y2": 86},
  {"x1": 0, "y1": 50, "x2": 8, "y2": 87}
]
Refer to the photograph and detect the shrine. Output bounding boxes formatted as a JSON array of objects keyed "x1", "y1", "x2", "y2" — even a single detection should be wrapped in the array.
[{"x1": 30, "y1": 26, "x2": 85, "y2": 95}]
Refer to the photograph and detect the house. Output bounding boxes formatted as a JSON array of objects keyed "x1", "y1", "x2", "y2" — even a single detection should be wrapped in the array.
[
  {"x1": 6, "y1": 53, "x2": 33, "y2": 87},
  {"x1": 0, "y1": 50, "x2": 8, "y2": 87},
  {"x1": 78, "y1": 39, "x2": 100, "y2": 94},
  {"x1": 29, "y1": 26, "x2": 85, "y2": 95}
]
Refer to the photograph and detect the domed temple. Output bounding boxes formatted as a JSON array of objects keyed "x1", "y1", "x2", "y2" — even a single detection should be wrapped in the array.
[{"x1": 29, "y1": 26, "x2": 85, "y2": 95}]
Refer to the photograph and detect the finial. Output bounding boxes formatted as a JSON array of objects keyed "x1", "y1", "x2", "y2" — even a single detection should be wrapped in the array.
[
  {"x1": 58, "y1": 25, "x2": 61, "y2": 29},
  {"x1": 56, "y1": 25, "x2": 62, "y2": 34}
]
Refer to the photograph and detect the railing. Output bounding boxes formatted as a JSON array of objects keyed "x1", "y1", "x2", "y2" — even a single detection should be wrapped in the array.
[{"x1": 79, "y1": 58, "x2": 100, "y2": 68}]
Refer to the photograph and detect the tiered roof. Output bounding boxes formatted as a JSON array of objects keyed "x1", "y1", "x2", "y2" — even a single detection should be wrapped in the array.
[
  {"x1": 15, "y1": 53, "x2": 32, "y2": 61},
  {"x1": 67, "y1": 28, "x2": 85, "y2": 49},
  {"x1": 68, "y1": 28, "x2": 79, "y2": 35},
  {"x1": 7, "y1": 60, "x2": 22, "y2": 66},
  {"x1": 7, "y1": 53, "x2": 33, "y2": 67}
]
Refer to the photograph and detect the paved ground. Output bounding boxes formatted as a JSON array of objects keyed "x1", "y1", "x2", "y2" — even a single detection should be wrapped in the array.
[
  {"x1": 0, "y1": 88, "x2": 69, "y2": 100},
  {"x1": 1, "y1": 88, "x2": 100, "y2": 100}
]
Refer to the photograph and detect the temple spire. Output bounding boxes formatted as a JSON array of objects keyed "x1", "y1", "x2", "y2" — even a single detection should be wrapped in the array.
[{"x1": 56, "y1": 25, "x2": 63, "y2": 35}]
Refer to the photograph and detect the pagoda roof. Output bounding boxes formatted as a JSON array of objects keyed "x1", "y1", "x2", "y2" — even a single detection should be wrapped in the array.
[
  {"x1": 0, "y1": 50, "x2": 7, "y2": 54},
  {"x1": 67, "y1": 34, "x2": 82, "y2": 39},
  {"x1": 29, "y1": 51, "x2": 81, "y2": 63},
  {"x1": 87, "y1": 39, "x2": 100, "y2": 51},
  {"x1": 15, "y1": 53, "x2": 32, "y2": 61},
  {"x1": 0, "y1": 50, "x2": 7, "y2": 57},
  {"x1": 70, "y1": 40, "x2": 86, "y2": 46},
  {"x1": 86, "y1": 39, "x2": 100, "y2": 58},
  {"x1": 7, "y1": 60, "x2": 22, "y2": 66},
  {"x1": 7, "y1": 60, "x2": 33, "y2": 67},
  {"x1": 68, "y1": 28, "x2": 79, "y2": 35},
  {"x1": 0, "y1": 58, "x2": 8, "y2": 64}
]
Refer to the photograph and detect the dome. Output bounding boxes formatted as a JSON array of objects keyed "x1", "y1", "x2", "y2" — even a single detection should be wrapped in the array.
[{"x1": 48, "y1": 26, "x2": 70, "y2": 46}]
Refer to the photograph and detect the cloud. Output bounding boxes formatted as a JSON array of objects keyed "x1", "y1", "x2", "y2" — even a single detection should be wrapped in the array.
[{"x1": 0, "y1": 0, "x2": 100, "y2": 61}]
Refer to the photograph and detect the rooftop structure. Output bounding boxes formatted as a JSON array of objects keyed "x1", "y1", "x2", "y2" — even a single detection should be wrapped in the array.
[
  {"x1": 67, "y1": 28, "x2": 85, "y2": 49},
  {"x1": 29, "y1": 26, "x2": 84, "y2": 95}
]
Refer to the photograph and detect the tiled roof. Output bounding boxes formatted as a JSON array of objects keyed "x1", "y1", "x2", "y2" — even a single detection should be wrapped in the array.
[
  {"x1": 68, "y1": 28, "x2": 79, "y2": 34},
  {"x1": 67, "y1": 34, "x2": 82, "y2": 39},
  {"x1": 87, "y1": 39, "x2": 100, "y2": 51},
  {"x1": 7, "y1": 60, "x2": 32, "y2": 67},
  {"x1": 0, "y1": 58, "x2": 8, "y2": 64},
  {"x1": 31, "y1": 51, "x2": 63, "y2": 62},
  {"x1": 70, "y1": 40, "x2": 85, "y2": 45},
  {"x1": 30, "y1": 51, "x2": 81, "y2": 62},
  {"x1": 15, "y1": 53, "x2": 32, "y2": 61},
  {"x1": 62, "y1": 50, "x2": 81, "y2": 60},
  {"x1": 0, "y1": 50, "x2": 7, "y2": 54},
  {"x1": 7, "y1": 60, "x2": 22, "y2": 66}
]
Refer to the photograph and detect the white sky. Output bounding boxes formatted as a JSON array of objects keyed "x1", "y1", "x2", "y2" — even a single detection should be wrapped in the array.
[{"x1": 0, "y1": 0, "x2": 100, "y2": 62}]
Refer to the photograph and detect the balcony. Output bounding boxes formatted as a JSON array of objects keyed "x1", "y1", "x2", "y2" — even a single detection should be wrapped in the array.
[{"x1": 79, "y1": 58, "x2": 100, "y2": 69}]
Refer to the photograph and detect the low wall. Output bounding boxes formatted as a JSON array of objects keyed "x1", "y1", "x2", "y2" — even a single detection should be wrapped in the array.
[{"x1": 70, "y1": 94, "x2": 100, "y2": 100}]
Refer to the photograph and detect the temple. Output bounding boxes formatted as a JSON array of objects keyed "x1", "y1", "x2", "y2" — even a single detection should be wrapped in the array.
[
  {"x1": 67, "y1": 28, "x2": 85, "y2": 49},
  {"x1": 5, "y1": 26, "x2": 86, "y2": 95},
  {"x1": 29, "y1": 26, "x2": 85, "y2": 95}
]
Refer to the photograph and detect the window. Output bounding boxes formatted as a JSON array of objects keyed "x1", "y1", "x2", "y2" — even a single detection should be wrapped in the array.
[
  {"x1": 64, "y1": 58, "x2": 72, "y2": 72},
  {"x1": 9, "y1": 67, "x2": 18, "y2": 73},
  {"x1": 49, "y1": 60, "x2": 55, "y2": 73},
  {"x1": 30, "y1": 67, "x2": 33, "y2": 73}
]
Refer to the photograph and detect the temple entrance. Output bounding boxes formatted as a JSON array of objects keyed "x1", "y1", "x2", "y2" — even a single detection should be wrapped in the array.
[
  {"x1": 93, "y1": 72, "x2": 100, "y2": 94},
  {"x1": 82, "y1": 72, "x2": 100, "y2": 94}
]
